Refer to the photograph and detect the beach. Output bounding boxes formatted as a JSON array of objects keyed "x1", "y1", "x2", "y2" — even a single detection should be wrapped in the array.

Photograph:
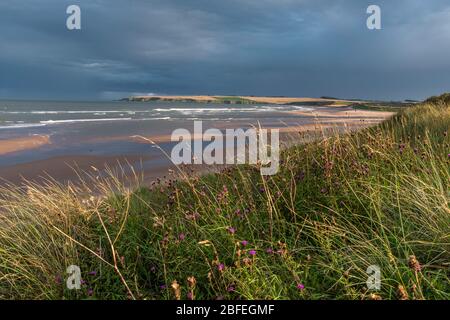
[{"x1": 0, "y1": 100, "x2": 394, "y2": 186}]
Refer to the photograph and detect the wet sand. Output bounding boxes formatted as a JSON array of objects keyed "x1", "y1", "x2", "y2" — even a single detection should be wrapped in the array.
[
  {"x1": 123, "y1": 108, "x2": 394, "y2": 144},
  {"x1": 0, "y1": 135, "x2": 51, "y2": 156},
  {"x1": 0, "y1": 154, "x2": 154, "y2": 186}
]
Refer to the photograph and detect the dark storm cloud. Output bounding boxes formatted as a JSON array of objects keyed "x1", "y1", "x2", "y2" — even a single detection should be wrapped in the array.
[{"x1": 0, "y1": 0, "x2": 449, "y2": 100}]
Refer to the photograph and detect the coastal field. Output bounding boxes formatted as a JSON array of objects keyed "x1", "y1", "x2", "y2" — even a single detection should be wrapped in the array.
[{"x1": 0, "y1": 94, "x2": 449, "y2": 300}]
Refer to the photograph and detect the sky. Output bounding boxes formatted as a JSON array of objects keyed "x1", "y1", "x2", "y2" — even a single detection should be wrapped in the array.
[{"x1": 0, "y1": 0, "x2": 449, "y2": 101}]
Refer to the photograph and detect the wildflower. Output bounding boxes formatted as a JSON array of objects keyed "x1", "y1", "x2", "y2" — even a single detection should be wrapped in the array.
[
  {"x1": 227, "y1": 227, "x2": 236, "y2": 234},
  {"x1": 266, "y1": 248, "x2": 274, "y2": 254},
  {"x1": 217, "y1": 263, "x2": 225, "y2": 272},
  {"x1": 55, "y1": 275, "x2": 62, "y2": 284},
  {"x1": 178, "y1": 233, "x2": 186, "y2": 241},
  {"x1": 241, "y1": 240, "x2": 248, "y2": 246},
  {"x1": 249, "y1": 250, "x2": 257, "y2": 256},
  {"x1": 369, "y1": 293, "x2": 382, "y2": 300},
  {"x1": 187, "y1": 276, "x2": 197, "y2": 288},
  {"x1": 187, "y1": 276, "x2": 197, "y2": 300},
  {"x1": 171, "y1": 280, "x2": 181, "y2": 300},
  {"x1": 296, "y1": 283, "x2": 305, "y2": 291},
  {"x1": 397, "y1": 285, "x2": 409, "y2": 300},
  {"x1": 448, "y1": 153, "x2": 450, "y2": 159},
  {"x1": 87, "y1": 288, "x2": 94, "y2": 296},
  {"x1": 242, "y1": 257, "x2": 252, "y2": 266},
  {"x1": 88, "y1": 270, "x2": 97, "y2": 276},
  {"x1": 227, "y1": 284, "x2": 236, "y2": 292},
  {"x1": 408, "y1": 255, "x2": 422, "y2": 273},
  {"x1": 159, "y1": 284, "x2": 167, "y2": 290}
]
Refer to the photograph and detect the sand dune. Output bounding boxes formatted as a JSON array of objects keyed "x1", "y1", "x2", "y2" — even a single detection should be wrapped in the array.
[{"x1": 129, "y1": 95, "x2": 355, "y2": 105}]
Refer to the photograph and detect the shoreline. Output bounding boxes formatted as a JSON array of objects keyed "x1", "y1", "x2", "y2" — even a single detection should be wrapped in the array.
[{"x1": 0, "y1": 107, "x2": 394, "y2": 187}]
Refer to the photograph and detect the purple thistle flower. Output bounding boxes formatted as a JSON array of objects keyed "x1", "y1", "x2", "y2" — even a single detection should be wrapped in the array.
[
  {"x1": 178, "y1": 233, "x2": 186, "y2": 241},
  {"x1": 448, "y1": 153, "x2": 450, "y2": 158},
  {"x1": 159, "y1": 284, "x2": 167, "y2": 290},
  {"x1": 88, "y1": 270, "x2": 97, "y2": 276},
  {"x1": 187, "y1": 292, "x2": 193, "y2": 300},
  {"x1": 217, "y1": 263, "x2": 225, "y2": 271},
  {"x1": 55, "y1": 275, "x2": 62, "y2": 284},
  {"x1": 241, "y1": 240, "x2": 248, "y2": 246},
  {"x1": 87, "y1": 288, "x2": 94, "y2": 296},
  {"x1": 227, "y1": 285, "x2": 236, "y2": 292},
  {"x1": 297, "y1": 283, "x2": 305, "y2": 290},
  {"x1": 249, "y1": 250, "x2": 257, "y2": 256},
  {"x1": 227, "y1": 227, "x2": 236, "y2": 234}
]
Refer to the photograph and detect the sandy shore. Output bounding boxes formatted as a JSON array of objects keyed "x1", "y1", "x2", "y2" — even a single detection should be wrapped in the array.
[
  {"x1": 125, "y1": 108, "x2": 394, "y2": 144},
  {"x1": 0, "y1": 154, "x2": 156, "y2": 186},
  {"x1": 0, "y1": 107, "x2": 394, "y2": 187},
  {"x1": 0, "y1": 135, "x2": 51, "y2": 156}
]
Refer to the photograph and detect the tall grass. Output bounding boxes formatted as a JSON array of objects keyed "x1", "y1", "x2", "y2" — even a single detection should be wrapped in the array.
[{"x1": 0, "y1": 98, "x2": 449, "y2": 300}]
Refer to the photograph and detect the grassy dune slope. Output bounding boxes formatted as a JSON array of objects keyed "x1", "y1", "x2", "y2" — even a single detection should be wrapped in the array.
[{"x1": 0, "y1": 97, "x2": 449, "y2": 300}]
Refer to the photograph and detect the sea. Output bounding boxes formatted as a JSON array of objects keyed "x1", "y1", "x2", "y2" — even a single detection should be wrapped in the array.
[{"x1": 0, "y1": 100, "x2": 317, "y2": 182}]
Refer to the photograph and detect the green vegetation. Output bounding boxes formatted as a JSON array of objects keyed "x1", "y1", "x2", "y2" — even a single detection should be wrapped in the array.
[
  {"x1": 351, "y1": 102, "x2": 410, "y2": 112},
  {"x1": 212, "y1": 96, "x2": 258, "y2": 104},
  {"x1": 0, "y1": 95, "x2": 449, "y2": 300}
]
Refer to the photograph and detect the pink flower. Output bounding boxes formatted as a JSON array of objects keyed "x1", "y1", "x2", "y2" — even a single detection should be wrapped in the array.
[
  {"x1": 241, "y1": 240, "x2": 248, "y2": 246},
  {"x1": 218, "y1": 263, "x2": 225, "y2": 271},
  {"x1": 178, "y1": 233, "x2": 186, "y2": 241},
  {"x1": 227, "y1": 227, "x2": 236, "y2": 234},
  {"x1": 297, "y1": 283, "x2": 305, "y2": 290},
  {"x1": 249, "y1": 250, "x2": 257, "y2": 256},
  {"x1": 266, "y1": 248, "x2": 274, "y2": 254}
]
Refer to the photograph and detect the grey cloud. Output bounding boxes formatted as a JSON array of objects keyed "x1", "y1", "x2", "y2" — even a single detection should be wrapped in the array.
[{"x1": 0, "y1": 0, "x2": 449, "y2": 100}]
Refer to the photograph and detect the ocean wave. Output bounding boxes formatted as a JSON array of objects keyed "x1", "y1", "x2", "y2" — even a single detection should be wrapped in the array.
[
  {"x1": 153, "y1": 107, "x2": 282, "y2": 113},
  {"x1": 0, "y1": 110, "x2": 140, "y2": 115},
  {"x1": 0, "y1": 123, "x2": 47, "y2": 129},
  {"x1": 290, "y1": 106, "x2": 314, "y2": 111},
  {"x1": 139, "y1": 117, "x2": 172, "y2": 121},
  {"x1": 40, "y1": 118, "x2": 133, "y2": 124}
]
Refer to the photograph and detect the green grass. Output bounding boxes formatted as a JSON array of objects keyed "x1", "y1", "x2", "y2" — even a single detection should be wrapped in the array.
[
  {"x1": 213, "y1": 96, "x2": 257, "y2": 104},
  {"x1": 0, "y1": 95, "x2": 449, "y2": 300},
  {"x1": 351, "y1": 102, "x2": 409, "y2": 112}
]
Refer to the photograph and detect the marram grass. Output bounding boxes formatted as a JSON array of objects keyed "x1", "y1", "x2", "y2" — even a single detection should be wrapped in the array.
[{"x1": 0, "y1": 98, "x2": 449, "y2": 300}]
